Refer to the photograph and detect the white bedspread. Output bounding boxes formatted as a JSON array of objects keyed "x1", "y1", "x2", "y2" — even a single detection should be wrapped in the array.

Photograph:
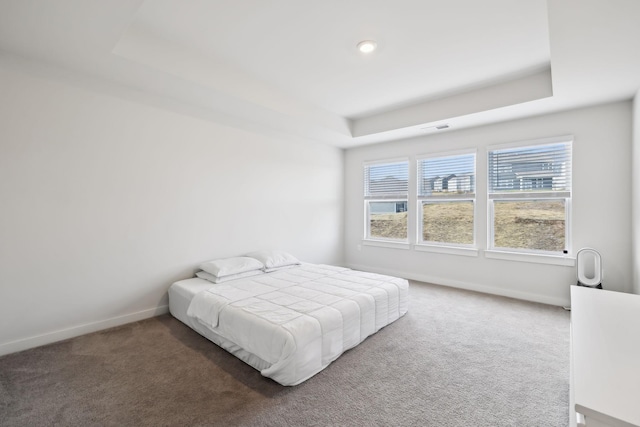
[{"x1": 186, "y1": 264, "x2": 409, "y2": 385}]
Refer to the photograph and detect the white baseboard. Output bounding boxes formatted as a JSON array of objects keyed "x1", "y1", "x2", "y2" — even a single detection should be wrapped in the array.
[
  {"x1": 0, "y1": 305, "x2": 169, "y2": 357},
  {"x1": 347, "y1": 263, "x2": 570, "y2": 307}
]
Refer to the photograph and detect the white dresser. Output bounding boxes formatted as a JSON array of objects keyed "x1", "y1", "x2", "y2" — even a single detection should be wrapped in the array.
[{"x1": 570, "y1": 286, "x2": 640, "y2": 427}]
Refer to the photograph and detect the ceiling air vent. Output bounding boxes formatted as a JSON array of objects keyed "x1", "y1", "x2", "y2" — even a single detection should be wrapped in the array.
[{"x1": 420, "y1": 123, "x2": 450, "y2": 132}]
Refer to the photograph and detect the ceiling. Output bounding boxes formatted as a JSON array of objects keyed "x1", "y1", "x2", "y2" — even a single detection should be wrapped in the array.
[{"x1": 0, "y1": 0, "x2": 639, "y2": 148}]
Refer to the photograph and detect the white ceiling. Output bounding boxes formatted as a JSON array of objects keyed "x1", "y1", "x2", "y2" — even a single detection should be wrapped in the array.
[
  {"x1": 0, "y1": 0, "x2": 639, "y2": 148},
  {"x1": 129, "y1": 0, "x2": 551, "y2": 118}
]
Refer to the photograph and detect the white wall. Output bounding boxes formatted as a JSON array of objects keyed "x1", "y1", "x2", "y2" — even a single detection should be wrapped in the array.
[
  {"x1": 0, "y1": 66, "x2": 344, "y2": 355},
  {"x1": 632, "y1": 91, "x2": 640, "y2": 295},
  {"x1": 345, "y1": 101, "x2": 632, "y2": 306}
]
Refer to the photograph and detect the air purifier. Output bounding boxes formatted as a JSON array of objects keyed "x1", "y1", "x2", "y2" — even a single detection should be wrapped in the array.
[{"x1": 576, "y1": 248, "x2": 602, "y2": 289}]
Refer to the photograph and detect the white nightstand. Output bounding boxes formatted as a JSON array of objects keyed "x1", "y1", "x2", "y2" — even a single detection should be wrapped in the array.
[{"x1": 570, "y1": 286, "x2": 640, "y2": 427}]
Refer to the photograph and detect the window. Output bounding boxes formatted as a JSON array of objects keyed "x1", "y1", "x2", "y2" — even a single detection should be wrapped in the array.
[
  {"x1": 364, "y1": 160, "x2": 409, "y2": 241},
  {"x1": 417, "y1": 151, "x2": 476, "y2": 246},
  {"x1": 488, "y1": 137, "x2": 572, "y2": 255}
]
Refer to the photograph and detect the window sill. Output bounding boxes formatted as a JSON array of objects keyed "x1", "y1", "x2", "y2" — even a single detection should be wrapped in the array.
[
  {"x1": 414, "y1": 244, "x2": 479, "y2": 257},
  {"x1": 484, "y1": 250, "x2": 575, "y2": 266},
  {"x1": 362, "y1": 239, "x2": 411, "y2": 250}
]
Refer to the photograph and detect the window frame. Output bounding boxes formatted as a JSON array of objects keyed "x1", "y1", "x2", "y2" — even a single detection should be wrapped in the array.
[
  {"x1": 363, "y1": 158, "x2": 410, "y2": 245},
  {"x1": 415, "y1": 149, "x2": 477, "y2": 254},
  {"x1": 486, "y1": 135, "x2": 573, "y2": 263}
]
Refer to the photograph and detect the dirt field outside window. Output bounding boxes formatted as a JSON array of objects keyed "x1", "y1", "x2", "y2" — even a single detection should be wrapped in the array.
[{"x1": 369, "y1": 200, "x2": 565, "y2": 252}]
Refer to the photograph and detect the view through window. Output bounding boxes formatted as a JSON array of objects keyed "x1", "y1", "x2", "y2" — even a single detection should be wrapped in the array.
[
  {"x1": 364, "y1": 160, "x2": 408, "y2": 241},
  {"x1": 488, "y1": 139, "x2": 572, "y2": 254},
  {"x1": 417, "y1": 152, "x2": 476, "y2": 245},
  {"x1": 363, "y1": 137, "x2": 571, "y2": 258}
]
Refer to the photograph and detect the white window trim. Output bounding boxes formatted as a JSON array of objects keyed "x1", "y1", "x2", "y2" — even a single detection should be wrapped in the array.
[
  {"x1": 486, "y1": 136, "x2": 573, "y2": 262},
  {"x1": 414, "y1": 243, "x2": 479, "y2": 257},
  {"x1": 486, "y1": 134, "x2": 573, "y2": 152},
  {"x1": 484, "y1": 249, "x2": 575, "y2": 266},
  {"x1": 362, "y1": 239, "x2": 411, "y2": 250},
  {"x1": 363, "y1": 158, "x2": 410, "y2": 243},
  {"x1": 417, "y1": 148, "x2": 478, "y2": 161},
  {"x1": 416, "y1": 149, "x2": 477, "y2": 251},
  {"x1": 363, "y1": 157, "x2": 410, "y2": 167}
]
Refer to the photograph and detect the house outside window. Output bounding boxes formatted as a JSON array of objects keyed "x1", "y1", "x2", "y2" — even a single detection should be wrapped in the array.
[
  {"x1": 487, "y1": 137, "x2": 572, "y2": 255},
  {"x1": 417, "y1": 151, "x2": 476, "y2": 247},
  {"x1": 364, "y1": 159, "x2": 409, "y2": 242}
]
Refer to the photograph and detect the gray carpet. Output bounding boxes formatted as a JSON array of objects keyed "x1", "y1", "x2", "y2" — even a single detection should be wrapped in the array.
[{"x1": 0, "y1": 281, "x2": 570, "y2": 426}]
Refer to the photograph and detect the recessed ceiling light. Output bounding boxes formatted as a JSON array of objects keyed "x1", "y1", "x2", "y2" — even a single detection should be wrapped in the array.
[{"x1": 357, "y1": 40, "x2": 377, "y2": 54}]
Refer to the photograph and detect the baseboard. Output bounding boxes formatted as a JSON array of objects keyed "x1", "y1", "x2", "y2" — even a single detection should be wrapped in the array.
[
  {"x1": 0, "y1": 305, "x2": 169, "y2": 357},
  {"x1": 347, "y1": 263, "x2": 570, "y2": 307}
]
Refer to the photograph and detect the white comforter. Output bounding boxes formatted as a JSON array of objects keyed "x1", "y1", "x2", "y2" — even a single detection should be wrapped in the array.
[{"x1": 186, "y1": 264, "x2": 409, "y2": 386}]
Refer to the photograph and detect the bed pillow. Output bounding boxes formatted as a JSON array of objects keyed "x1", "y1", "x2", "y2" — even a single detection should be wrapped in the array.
[
  {"x1": 199, "y1": 256, "x2": 264, "y2": 278},
  {"x1": 263, "y1": 264, "x2": 301, "y2": 273},
  {"x1": 196, "y1": 269, "x2": 264, "y2": 284},
  {"x1": 246, "y1": 250, "x2": 301, "y2": 270}
]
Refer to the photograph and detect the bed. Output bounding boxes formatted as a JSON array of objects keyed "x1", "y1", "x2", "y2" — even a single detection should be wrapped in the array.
[{"x1": 168, "y1": 252, "x2": 409, "y2": 386}]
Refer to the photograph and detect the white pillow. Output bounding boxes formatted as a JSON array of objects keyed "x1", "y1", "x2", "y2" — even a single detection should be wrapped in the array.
[
  {"x1": 196, "y1": 269, "x2": 264, "y2": 284},
  {"x1": 246, "y1": 250, "x2": 300, "y2": 269},
  {"x1": 263, "y1": 264, "x2": 301, "y2": 273},
  {"x1": 199, "y1": 256, "x2": 264, "y2": 278}
]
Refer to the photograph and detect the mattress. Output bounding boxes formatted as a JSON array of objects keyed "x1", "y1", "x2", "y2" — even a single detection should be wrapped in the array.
[{"x1": 169, "y1": 264, "x2": 409, "y2": 385}]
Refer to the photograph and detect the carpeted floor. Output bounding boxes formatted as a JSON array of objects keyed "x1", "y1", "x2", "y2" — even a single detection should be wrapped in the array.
[{"x1": 0, "y1": 281, "x2": 570, "y2": 426}]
